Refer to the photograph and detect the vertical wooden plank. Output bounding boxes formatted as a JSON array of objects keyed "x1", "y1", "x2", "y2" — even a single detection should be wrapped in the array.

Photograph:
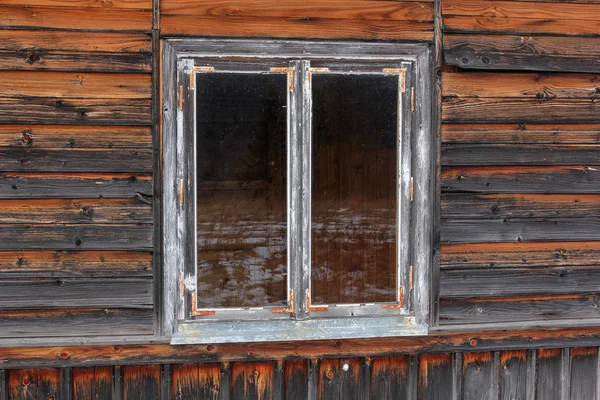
[
  {"x1": 339, "y1": 359, "x2": 361, "y2": 400},
  {"x1": 161, "y1": 365, "x2": 172, "y2": 400},
  {"x1": 370, "y1": 357, "x2": 390, "y2": 399},
  {"x1": 94, "y1": 367, "x2": 112, "y2": 400},
  {"x1": 113, "y1": 366, "x2": 123, "y2": 400},
  {"x1": 570, "y1": 348, "x2": 598, "y2": 400},
  {"x1": 285, "y1": 360, "x2": 308, "y2": 400},
  {"x1": 231, "y1": 362, "x2": 274, "y2": 400},
  {"x1": 319, "y1": 359, "x2": 340, "y2": 400},
  {"x1": 218, "y1": 363, "x2": 230, "y2": 400},
  {"x1": 536, "y1": 349, "x2": 562, "y2": 400},
  {"x1": 123, "y1": 365, "x2": 161, "y2": 400},
  {"x1": 406, "y1": 355, "x2": 418, "y2": 400},
  {"x1": 8, "y1": 369, "x2": 60, "y2": 400},
  {"x1": 272, "y1": 361, "x2": 284, "y2": 400},
  {"x1": 73, "y1": 367, "x2": 93, "y2": 400},
  {"x1": 462, "y1": 352, "x2": 498, "y2": 400},
  {"x1": 307, "y1": 360, "x2": 318, "y2": 400},
  {"x1": 418, "y1": 354, "x2": 453, "y2": 400},
  {"x1": 61, "y1": 367, "x2": 73, "y2": 400},
  {"x1": 172, "y1": 364, "x2": 199, "y2": 400},
  {"x1": 198, "y1": 364, "x2": 221, "y2": 400},
  {"x1": 0, "y1": 370, "x2": 7, "y2": 400},
  {"x1": 500, "y1": 350, "x2": 528, "y2": 400},
  {"x1": 389, "y1": 356, "x2": 409, "y2": 400},
  {"x1": 525, "y1": 350, "x2": 536, "y2": 400},
  {"x1": 360, "y1": 358, "x2": 371, "y2": 400}
]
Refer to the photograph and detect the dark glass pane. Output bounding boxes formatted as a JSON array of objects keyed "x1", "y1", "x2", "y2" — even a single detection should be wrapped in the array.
[
  {"x1": 196, "y1": 72, "x2": 287, "y2": 308},
  {"x1": 311, "y1": 73, "x2": 398, "y2": 305}
]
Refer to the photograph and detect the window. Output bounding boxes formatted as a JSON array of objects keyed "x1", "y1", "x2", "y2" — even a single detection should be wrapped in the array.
[{"x1": 162, "y1": 40, "x2": 434, "y2": 344}]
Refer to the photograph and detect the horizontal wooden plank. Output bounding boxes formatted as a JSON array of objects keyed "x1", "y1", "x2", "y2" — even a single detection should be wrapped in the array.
[
  {"x1": 0, "y1": 173, "x2": 152, "y2": 199},
  {"x1": 443, "y1": 72, "x2": 600, "y2": 99},
  {"x1": 440, "y1": 294, "x2": 600, "y2": 325},
  {"x1": 0, "y1": 5, "x2": 151, "y2": 32},
  {"x1": 0, "y1": 308, "x2": 153, "y2": 338},
  {"x1": 441, "y1": 218, "x2": 600, "y2": 244},
  {"x1": 442, "y1": 166, "x2": 600, "y2": 193},
  {"x1": 442, "y1": 194, "x2": 600, "y2": 219},
  {"x1": 440, "y1": 266, "x2": 600, "y2": 298},
  {"x1": 441, "y1": 144, "x2": 600, "y2": 165},
  {"x1": 444, "y1": 34, "x2": 600, "y2": 73},
  {"x1": 0, "y1": 125, "x2": 152, "y2": 148},
  {"x1": 443, "y1": 0, "x2": 600, "y2": 19},
  {"x1": 0, "y1": 50, "x2": 152, "y2": 73},
  {"x1": 161, "y1": 15, "x2": 433, "y2": 41},
  {"x1": 0, "y1": 148, "x2": 152, "y2": 172},
  {"x1": 444, "y1": 15, "x2": 600, "y2": 36},
  {"x1": 0, "y1": 72, "x2": 150, "y2": 99},
  {"x1": 7, "y1": 327, "x2": 600, "y2": 367},
  {"x1": 441, "y1": 242, "x2": 600, "y2": 269},
  {"x1": 442, "y1": 97, "x2": 600, "y2": 123},
  {"x1": 0, "y1": 250, "x2": 152, "y2": 278},
  {"x1": 0, "y1": 278, "x2": 152, "y2": 309},
  {"x1": 2, "y1": 0, "x2": 150, "y2": 9},
  {"x1": 162, "y1": 0, "x2": 433, "y2": 21},
  {"x1": 442, "y1": 124, "x2": 600, "y2": 144},
  {"x1": 443, "y1": 0, "x2": 600, "y2": 36},
  {"x1": 0, "y1": 30, "x2": 151, "y2": 53},
  {"x1": 0, "y1": 97, "x2": 152, "y2": 125},
  {"x1": 0, "y1": 198, "x2": 152, "y2": 224},
  {"x1": 0, "y1": 224, "x2": 152, "y2": 250}
]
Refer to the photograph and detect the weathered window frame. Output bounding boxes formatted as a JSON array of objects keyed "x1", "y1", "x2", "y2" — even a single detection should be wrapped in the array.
[{"x1": 162, "y1": 39, "x2": 434, "y2": 344}]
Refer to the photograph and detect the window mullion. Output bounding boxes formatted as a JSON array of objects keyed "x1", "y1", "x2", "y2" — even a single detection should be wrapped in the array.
[{"x1": 289, "y1": 59, "x2": 311, "y2": 320}]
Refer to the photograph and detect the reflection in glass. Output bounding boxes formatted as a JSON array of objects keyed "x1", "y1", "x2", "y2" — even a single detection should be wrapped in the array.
[
  {"x1": 311, "y1": 73, "x2": 398, "y2": 305},
  {"x1": 195, "y1": 72, "x2": 288, "y2": 308}
]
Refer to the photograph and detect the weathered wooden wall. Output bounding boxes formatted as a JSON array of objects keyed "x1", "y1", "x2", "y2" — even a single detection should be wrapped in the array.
[
  {"x1": 2, "y1": 347, "x2": 599, "y2": 399},
  {"x1": 2, "y1": 0, "x2": 600, "y2": 395},
  {"x1": 0, "y1": 0, "x2": 155, "y2": 341},
  {"x1": 439, "y1": 0, "x2": 600, "y2": 327}
]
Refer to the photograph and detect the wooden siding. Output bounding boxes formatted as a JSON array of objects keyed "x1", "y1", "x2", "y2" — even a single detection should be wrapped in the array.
[
  {"x1": 1, "y1": 347, "x2": 599, "y2": 399},
  {"x1": 0, "y1": 0, "x2": 154, "y2": 340},
  {"x1": 439, "y1": 0, "x2": 600, "y2": 328}
]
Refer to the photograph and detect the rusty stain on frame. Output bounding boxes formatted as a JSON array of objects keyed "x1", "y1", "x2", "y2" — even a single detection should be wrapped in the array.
[
  {"x1": 270, "y1": 67, "x2": 295, "y2": 91},
  {"x1": 272, "y1": 290, "x2": 295, "y2": 313},
  {"x1": 383, "y1": 68, "x2": 406, "y2": 92},
  {"x1": 189, "y1": 66, "x2": 215, "y2": 89},
  {"x1": 382, "y1": 287, "x2": 405, "y2": 309},
  {"x1": 305, "y1": 289, "x2": 328, "y2": 312},
  {"x1": 191, "y1": 292, "x2": 216, "y2": 316}
]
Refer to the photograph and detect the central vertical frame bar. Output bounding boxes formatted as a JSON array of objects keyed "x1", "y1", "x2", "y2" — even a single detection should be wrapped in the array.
[{"x1": 290, "y1": 60, "x2": 311, "y2": 320}]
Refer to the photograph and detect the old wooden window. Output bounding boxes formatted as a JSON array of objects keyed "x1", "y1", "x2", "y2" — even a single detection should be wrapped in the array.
[{"x1": 163, "y1": 40, "x2": 434, "y2": 344}]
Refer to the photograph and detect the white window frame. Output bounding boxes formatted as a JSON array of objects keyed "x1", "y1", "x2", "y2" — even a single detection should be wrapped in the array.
[{"x1": 162, "y1": 39, "x2": 434, "y2": 344}]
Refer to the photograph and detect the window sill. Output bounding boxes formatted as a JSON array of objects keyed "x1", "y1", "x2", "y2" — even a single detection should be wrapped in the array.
[{"x1": 170, "y1": 316, "x2": 428, "y2": 344}]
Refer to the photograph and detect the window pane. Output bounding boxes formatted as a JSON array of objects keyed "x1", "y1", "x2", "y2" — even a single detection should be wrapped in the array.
[
  {"x1": 196, "y1": 72, "x2": 288, "y2": 308},
  {"x1": 311, "y1": 73, "x2": 398, "y2": 305}
]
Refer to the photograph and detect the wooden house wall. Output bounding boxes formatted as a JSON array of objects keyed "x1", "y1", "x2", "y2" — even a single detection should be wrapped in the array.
[
  {"x1": 439, "y1": 0, "x2": 600, "y2": 326},
  {"x1": 0, "y1": 0, "x2": 155, "y2": 341},
  {"x1": 2, "y1": 346, "x2": 600, "y2": 399},
  {"x1": 1, "y1": 0, "x2": 600, "y2": 389}
]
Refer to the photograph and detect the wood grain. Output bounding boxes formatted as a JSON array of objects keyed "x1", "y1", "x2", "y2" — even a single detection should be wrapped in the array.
[
  {"x1": 0, "y1": 30, "x2": 151, "y2": 53},
  {"x1": 0, "y1": 172, "x2": 152, "y2": 199},
  {"x1": 0, "y1": 97, "x2": 152, "y2": 125},
  {"x1": 0, "y1": 224, "x2": 152, "y2": 250},
  {"x1": 441, "y1": 266, "x2": 600, "y2": 297},
  {"x1": 8, "y1": 368, "x2": 60, "y2": 400},
  {"x1": 443, "y1": 72, "x2": 600, "y2": 99},
  {"x1": 442, "y1": 124, "x2": 600, "y2": 144},
  {"x1": 161, "y1": 14, "x2": 433, "y2": 41},
  {"x1": 444, "y1": 34, "x2": 600, "y2": 72},
  {"x1": 0, "y1": 250, "x2": 151, "y2": 278},
  {"x1": 0, "y1": 125, "x2": 152, "y2": 149},
  {"x1": 0, "y1": 279, "x2": 152, "y2": 310},
  {"x1": 443, "y1": 97, "x2": 600, "y2": 123},
  {"x1": 0, "y1": 72, "x2": 150, "y2": 99},
  {"x1": 123, "y1": 365, "x2": 161, "y2": 400},
  {"x1": 441, "y1": 242, "x2": 600, "y2": 269},
  {"x1": 442, "y1": 166, "x2": 600, "y2": 194},
  {"x1": 0, "y1": 5, "x2": 151, "y2": 32},
  {"x1": 442, "y1": 194, "x2": 600, "y2": 219}
]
